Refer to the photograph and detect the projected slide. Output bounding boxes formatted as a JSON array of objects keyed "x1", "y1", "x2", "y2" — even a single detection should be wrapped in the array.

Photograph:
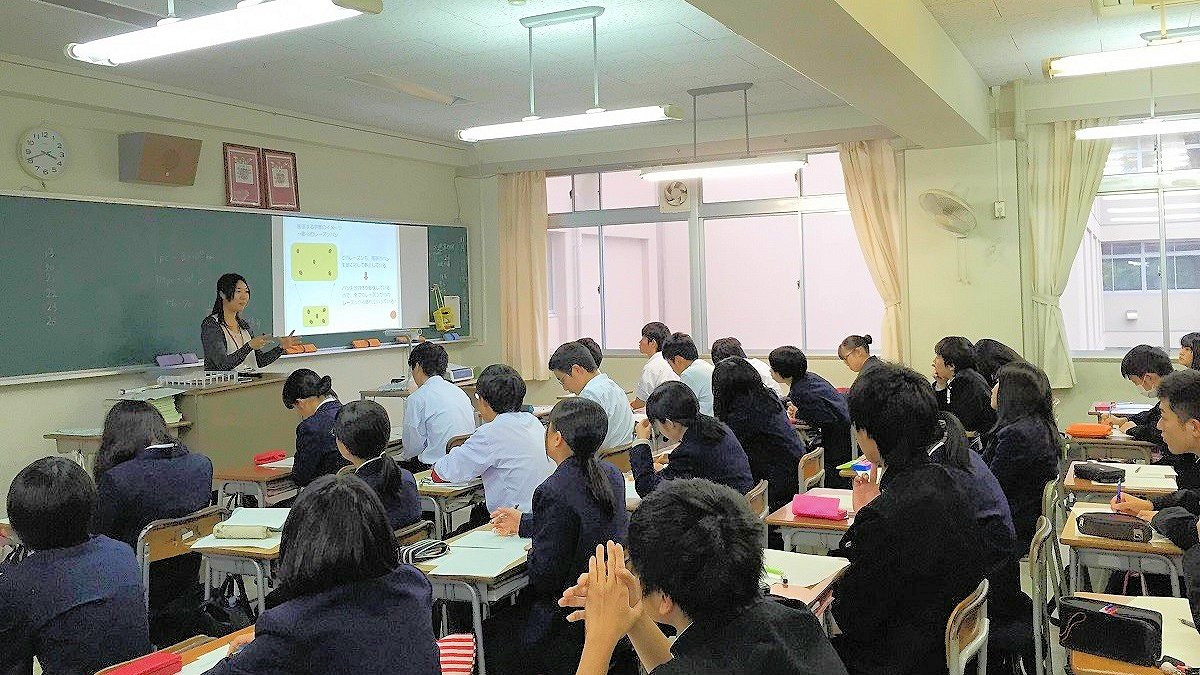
[{"x1": 281, "y1": 217, "x2": 401, "y2": 336}]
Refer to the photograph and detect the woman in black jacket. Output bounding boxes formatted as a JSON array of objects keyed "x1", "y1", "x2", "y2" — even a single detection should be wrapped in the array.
[{"x1": 932, "y1": 336, "x2": 997, "y2": 435}]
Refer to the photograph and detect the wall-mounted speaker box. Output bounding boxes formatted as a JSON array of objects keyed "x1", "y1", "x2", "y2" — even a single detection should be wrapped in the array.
[{"x1": 118, "y1": 132, "x2": 203, "y2": 186}]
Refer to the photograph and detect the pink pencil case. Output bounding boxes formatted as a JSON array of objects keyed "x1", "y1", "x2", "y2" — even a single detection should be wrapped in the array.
[{"x1": 791, "y1": 493, "x2": 848, "y2": 521}]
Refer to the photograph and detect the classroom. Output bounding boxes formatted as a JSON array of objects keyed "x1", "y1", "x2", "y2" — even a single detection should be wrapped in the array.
[{"x1": 3, "y1": 0, "x2": 1200, "y2": 673}]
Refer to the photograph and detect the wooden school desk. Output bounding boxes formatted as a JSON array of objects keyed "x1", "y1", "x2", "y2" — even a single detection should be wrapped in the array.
[
  {"x1": 764, "y1": 549, "x2": 852, "y2": 634},
  {"x1": 177, "y1": 374, "x2": 296, "y2": 469},
  {"x1": 414, "y1": 470, "x2": 486, "y2": 539},
  {"x1": 213, "y1": 462, "x2": 298, "y2": 507},
  {"x1": 1068, "y1": 593, "x2": 1199, "y2": 675},
  {"x1": 1064, "y1": 461, "x2": 1177, "y2": 501},
  {"x1": 765, "y1": 488, "x2": 853, "y2": 552},
  {"x1": 199, "y1": 539, "x2": 280, "y2": 615},
  {"x1": 44, "y1": 421, "x2": 192, "y2": 473},
  {"x1": 1060, "y1": 502, "x2": 1184, "y2": 597}
]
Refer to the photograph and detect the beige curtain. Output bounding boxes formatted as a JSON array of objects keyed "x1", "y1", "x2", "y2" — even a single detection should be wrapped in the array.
[
  {"x1": 839, "y1": 140, "x2": 905, "y2": 362},
  {"x1": 499, "y1": 171, "x2": 551, "y2": 380},
  {"x1": 1025, "y1": 119, "x2": 1113, "y2": 389}
]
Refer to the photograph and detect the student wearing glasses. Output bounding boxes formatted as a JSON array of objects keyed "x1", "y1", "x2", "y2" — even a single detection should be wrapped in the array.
[{"x1": 549, "y1": 342, "x2": 635, "y2": 451}]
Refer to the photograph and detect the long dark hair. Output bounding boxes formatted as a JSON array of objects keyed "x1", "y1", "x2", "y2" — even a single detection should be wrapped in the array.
[
  {"x1": 334, "y1": 401, "x2": 403, "y2": 497},
  {"x1": 848, "y1": 363, "x2": 971, "y2": 473},
  {"x1": 277, "y1": 474, "x2": 398, "y2": 598},
  {"x1": 975, "y1": 338, "x2": 1022, "y2": 385},
  {"x1": 646, "y1": 381, "x2": 727, "y2": 444},
  {"x1": 211, "y1": 273, "x2": 251, "y2": 330},
  {"x1": 994, "y1": 361, "x2": 1057, "y2": 437},
  {"x1": 712, "y1": 357, "x2": 783, "y2": 422},
  {"x1": 1182, "y1": 332, "x2": 1200, "y2": 371},
  {"x1": 95, "y1": 400, "x2": 174, "y2": 479},
  {"x1": 283, "y1": 368, "x2": 334, "y2": 409},
  {"x1": 549, "y1": 398, "x2": 616, "y2": 519}
]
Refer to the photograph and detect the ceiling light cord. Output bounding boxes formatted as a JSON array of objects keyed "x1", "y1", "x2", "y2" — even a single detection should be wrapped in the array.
[
  {"x1": 591, "y1": 16, "x2": 600, "y2": 110},
  {"x1": 527, "y1": 26, "x2": 536, "y2": 118}
]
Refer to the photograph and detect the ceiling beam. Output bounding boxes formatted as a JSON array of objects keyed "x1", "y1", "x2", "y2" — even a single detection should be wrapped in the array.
[{"x1": 685, "y1": 0, "x2": 992, "y2": 148}]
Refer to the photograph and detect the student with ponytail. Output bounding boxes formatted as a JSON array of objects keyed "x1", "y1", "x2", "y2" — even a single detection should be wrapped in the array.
[
  {"x1": 488, "y1": 398, "x2": 631, "y2": 675},
  {"x1": 837, "y1": 334, "x2": 881, "y2": 378},
  {"x1": 283, "y1": 368, "x2": 347, "y2": 487},
  {"x1": 629, "y1": 381, "x2": 753, "y2": 497},
  {"x1": 334, "y1": 400, "x2": 421, "y2": 530}
]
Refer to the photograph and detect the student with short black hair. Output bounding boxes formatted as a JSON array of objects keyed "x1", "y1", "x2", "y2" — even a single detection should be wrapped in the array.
[
  {"x1": 1100, "y1": 345, "x2": 1175, "y2": 453},
  {"x1": 710, "y1": 336, "x2": 785, "y2": 395},
  {"x1": 632, "y1": 322, "x2": 678, "y2": 410},
  {"x1": 630, "y1": 381, "x2": 753, "y2": 496},
  {"x1": 487, "y1": 398, "x2": 630, "y2": 675},
  {"x1": 974, "y1": 338, "x2": 1023, "y2": 386},
  {"x1": 837, "y1": 335, "x2": 881, "y2": 379},
  {"x1": 577, "y1": 337, "x2": 603, "y2": 368},
  {"x1": 91, "y1": 400, "x2": 213, "y2": 646},
  {"x1": 550, "y1": 342, "x2": 634, "y2": 450},
  {"x1": 432, "y1": 364, "x2": 553, "y2": 523},
  {"x1": 283, "y1": 368, "x2": 348, "y2": 486},
  {"x1": 205, "y1": 474, "x2": 440, "y2": 675},
  {"x1": 769, "y1": 345, "x2": 853, "y2": 489},
  {"x1": 565, "y1": 479, "x2": 847, "y2": 675},
  {"x1": 932, "y1": 336, "x2": 997, "y2": 434},
  {"x1": 1182, "y1": 333, "x2": 1200, "y2": 371},
  {"x1": 400, "y1": 341, "x2": 476, "y2": 471},
  {"x1": 1, "y1": 457, "x2": 151, "y2": 674},
  {"x1": 661, "y1": 332, "x2": 715, "y2": 415},
  {"x1": 334, "y1": 400, "x2": 422, "y2": 530},
  {"x1": 831, "y1": 363, "x2": 986, "y2": 675}
]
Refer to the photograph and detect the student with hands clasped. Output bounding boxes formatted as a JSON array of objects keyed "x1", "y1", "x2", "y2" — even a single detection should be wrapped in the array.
[{"x1": 565, "y1": 479, "x2": 847, "y2": 675}]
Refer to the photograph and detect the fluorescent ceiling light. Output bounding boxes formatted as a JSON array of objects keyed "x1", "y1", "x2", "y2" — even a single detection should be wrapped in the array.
[
  {"x1": 66, "y1": 0, "x2": 380, "y2": 66},
  {"x1": 797, "y1": 193, "x2": 850, "y2": 213},
  {"x1": 1109, "y1": 214, "x2": 1200, "y2": 223},
  {"x1": 640, "y1": 155, "x2": 807, "y2": 182},
  {"x1": 457, "y1": 105, "x2": 681, "y2": 142},
  {"x1": 1077, "y1": 117, "x2": 1200, "y2": 139},
  {"x1": 1108, "y1": 203, "x2": 1200, "y2": 213},
  {"x1": 1047, "y1": 40, "x2": 1200, "y2": 77}
]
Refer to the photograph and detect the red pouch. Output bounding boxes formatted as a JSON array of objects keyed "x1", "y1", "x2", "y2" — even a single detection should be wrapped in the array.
[{"x1": 253, "y1": 450, "x2": 287, "y2": 465}]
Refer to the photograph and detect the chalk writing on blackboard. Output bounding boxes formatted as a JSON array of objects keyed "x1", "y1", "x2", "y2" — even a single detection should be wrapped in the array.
[{"x1": 44, "y1": 247, "x2": 57, "y2": 327}]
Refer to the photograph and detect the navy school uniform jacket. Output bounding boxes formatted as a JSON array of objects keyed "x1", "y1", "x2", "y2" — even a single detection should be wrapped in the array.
[
  {"x1": 787, "y1": 374, "x2": 852, "y2": 486},
  {"x1": 1129, "y1": 402, "x2": 1168, "y2": 455},
  {"x1": 91, "y1": 442, "x2": 213, "y2": 608},
  {"x1": 935, "y1": 368, "x2": 997, "y2": 435},
  {"x1": 721, "y1": 401, "x2": 807, "y2": 512},
  {"x1": 0, "y1": 535, "x2": 151, "y2": 675},
  {"x1": 292, "y1": 400, "x2": 349, "y2": 487},
  {"x1": 630, "y1": 423, "x2": 754, "y2": 497},
  {"x1": 982, "y1": 416, "x2": 1061, "y2": 553},
  {"x1": 205, "y1": 565, "x2": 439, "y2": 675},
  {"x1": 354, "y1": 457, "x2": 422, "y2": 531}
]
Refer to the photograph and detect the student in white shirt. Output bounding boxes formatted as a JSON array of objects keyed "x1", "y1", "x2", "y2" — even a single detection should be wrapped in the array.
[
  {"x1": 432, "y1": 364, "x2": 553, "y2": 521},
  {"x1": 400, "y1": 342, "x2": 476, "y2": 471},
  {"x1": 549, "y1": 342, "x2": 635, "y2": 450},
  {"x1": 631, "y1": 322, "x2": 679, "y2": 410},
  {"x1": 710, "y1": 336, "x2": 787, "y2": 397},
  {"x1": 663, "y1": 333, "x2": 715, "y2": 416}
]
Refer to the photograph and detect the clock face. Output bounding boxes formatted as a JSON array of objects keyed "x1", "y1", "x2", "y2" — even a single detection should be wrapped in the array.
[{"x1": 19, "y1": 129, "x2": 66, "y2": 180}]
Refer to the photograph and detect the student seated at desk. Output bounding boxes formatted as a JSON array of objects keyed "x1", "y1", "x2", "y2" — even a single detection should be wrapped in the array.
[
  {"x1": 91, "y1": 400, "x2": 213, "y2": 646},
  {"x1": 577, "y1": 336, "x2": 604, "y2": 368},
  {"x1": 400, "y1": 341, "x2": 477, "y2": 472},
  {"x1": 333, "y1": 400, "x2": 421, "y2": 531},
  {"x1": 0, "y1": 457, "x2": 151, "y2": 674},
  {"x1": 712, "y1": 357, "x2": 805, "y2": 513},
  {"x1": 431, "y1": 364, "x2": 553, "y2": 525},
  {"x1": 282, "y1": 368, "x2": 347, "y2": 487},
  {"x1": 629, "y1": 382, "x2": 753, "y2": 497},
  {"x1": 566, "y1": 479, "x2": 847, "y2": 675},
  {"x1": 837, "y1": 334, "x2": 882, "y2": 382},
  {"x1": 661, "y1": 333, "x2": 715, "y2": 416},
  {"x1": 769, "y1": 346, "x2": 852, "y2": 489},
  {"x1": 1100, "y1": 345, "x2": 1175, "y2": 463},
  {"x1": 931, "y1": 336, "x2": 997, "y2": 435},
  {"x1": 205, "y1": 474, "x2": 439, "y2": 675},
  {"x1": 550, "y1": 342, "x2": 634, "y2": 451},
  {"x1": 710, "y1": 336, "x2": 786, "y2": 396},
  {"x1": 974, "y1": 338, "x2": 1022, "y2": 387},
  {"x1": 487, "y1": 398, "x2": 630, "y2": 675},
  {"x1": 831, "y1": 363, "x2": 986, "y2": 675},
  {"x1": 1180, "y1": 332, "x2": 1200, "y2": 372},
  {"x1": 631, "y1": 322, "x2": 678, "y2": 410}
]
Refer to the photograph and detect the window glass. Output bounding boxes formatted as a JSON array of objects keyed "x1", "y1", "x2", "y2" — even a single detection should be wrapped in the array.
[
  {"x1": 600, "y1": 222, "x2": 691, "y2": 349},
  {"x1": 546, "y1": 227, "x2": 601, "y2": 349},
  {"x1": 800, "y1": 152, "x2": 846, "y2": 196},
  {"x1": 573, "y1": 173, "x2": 600, "y2": 211},
  {"x1": 546, "y1": 175, "x2": 573, "y2": 214},
  {"x1": 801, "y1": 211, "x2": 884, "y2": 351},
  {"x1": 600, "y1": 170, "x2": 658, "y2": 209},
  {"x1": 702, "y1": 171, "x2": 799, "y2": 203}
]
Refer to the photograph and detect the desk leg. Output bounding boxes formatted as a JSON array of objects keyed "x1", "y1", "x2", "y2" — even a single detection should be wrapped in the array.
[
  {"x1": 1069, "y1": 548, "x2": 1079, "y2": 594},
  {"x1": 780, "y1": 529, "x2": 797, "y2": 553},
  {"x1": 421, "y1": 496, "x2": 445, "y2": 539},
  {"x1": 465, "y1": 582, "x2": 487, "y2": 675}
]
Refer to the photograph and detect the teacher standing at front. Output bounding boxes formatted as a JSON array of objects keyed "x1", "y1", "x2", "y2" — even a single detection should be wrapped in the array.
[{"x1": 201, "y1": 273, "x2": 299, "y2": 371}]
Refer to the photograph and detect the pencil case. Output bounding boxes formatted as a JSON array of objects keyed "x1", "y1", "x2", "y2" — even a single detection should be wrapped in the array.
[
  {"x1": 102, "y1": 650, "x2": 182, "y2": 674},
  {"x1": 213, "y1": 523, "x2": 273, "y2": 540},
  {"x1": 1067, "y1": 423, "x2": 1112, "y2": 439},
  {"x1": 1059, "y1": 595, "x2": 1162, "y2": 666},
  {"x1": 1076, "y1": 512, "x2": 1154, "y2": 543},
  {"x1": 253, "y1": 450, "x2": 287, "y2": 465},
  {"x1": 790, "y1": 494, "x2": 847, "y2": 521},
  {"x1": 1074, "y1": 462, "x2": 1125, "y2": 483}
]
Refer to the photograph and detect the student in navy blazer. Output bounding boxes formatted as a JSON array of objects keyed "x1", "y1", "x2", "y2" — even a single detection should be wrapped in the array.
[
  {"x1": 283, "y1": 369, "x2": 348, "y2": 487},
  {"x1": 333, "y1": 400, "x2": 422, "y2": 530},
  {"x1": 770, "y1": 346, "x2": 853, "y2": 489},
  {"x1": 629, "y1": 381, "x2": 754, "y2": 497},
  {"x1": 489, "y1": 398, "x2": 630, "y2": 675},
  {"x1": 205, "y1": 474, "x2": 439, "y2": 675},
  {"x1": 1, "y1": 457, "x2": 152, "y2": 675}
]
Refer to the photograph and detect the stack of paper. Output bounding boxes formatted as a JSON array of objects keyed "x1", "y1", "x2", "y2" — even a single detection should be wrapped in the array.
[
  {"x1": 181, "y1": 645, "x2": 232, "y2": 674},
  {"x1": 1111, "y1": 402, "x2": 1156, "y2": 416},
  {"x1": 762, "y1": 549, "x2": 851, "y2": 588},
  {"x1": 425, "y1": 530, "x2": 531, "y2": 578},
  {"x1": 110, "y1": 388, "x2": 185, "y2": 424},
  {"x1": 260, "y1": 457, "x2": 294, "y2": 469}
]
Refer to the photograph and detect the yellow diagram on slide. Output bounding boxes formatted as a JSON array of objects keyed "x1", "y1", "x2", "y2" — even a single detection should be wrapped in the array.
[{"x1": 292, "y1": 243, "x2": 338, "y2": 281}]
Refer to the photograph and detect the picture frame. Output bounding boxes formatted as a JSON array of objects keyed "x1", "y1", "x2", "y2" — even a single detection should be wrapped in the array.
[
  {"x1": 261, "y1": 148, "x2": 300, "y2": 211},
  {"x1": 222, "y1": 143, "x2": 264, "y2": 208}
]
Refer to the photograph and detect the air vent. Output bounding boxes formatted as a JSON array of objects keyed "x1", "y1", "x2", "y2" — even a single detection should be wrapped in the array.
[
  {"x1": 30, "y1": 0, "x2": 161, "y2": 27},
  {"x1": 345, "y1": 73, "x2": 469, "y2": 106}
]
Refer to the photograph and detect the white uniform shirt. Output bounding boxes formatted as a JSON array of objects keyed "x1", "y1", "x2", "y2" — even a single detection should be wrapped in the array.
[
  {"x1": 679, "y1": 359, "x2": 716, "y2": 416},
  {"x1": 579, "y1": 373, "x2": 635, "y2": 450},
  {"x1": 635, "y1": 352, "x2": 679, "y2": 401},
  {"x1": 431, "y1": 411, "x2": 553, "y2": 513},
  {"x1": 401, "y1": 375, "x2": 477, "y2": 465},
  {"x1": 747, "y1": 357, "x2": 788, "y2": 396}
]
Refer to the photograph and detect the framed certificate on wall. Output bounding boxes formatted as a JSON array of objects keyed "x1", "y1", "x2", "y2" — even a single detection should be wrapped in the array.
[
  {"x1": 222, "y1": 143, "x2": 264, "y2": 208},
  {"x1": 261, "y1": 148, "x2": 300, "y2": 211}
]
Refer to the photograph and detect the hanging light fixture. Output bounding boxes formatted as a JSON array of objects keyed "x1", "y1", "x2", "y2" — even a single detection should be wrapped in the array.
[
  {"x1": 66, "y1": 0, "x2": 381, "y2": 66},
  {"x1": 1048, "y1": 2, "x2": 1200, "y2": 77},
  {"x1": 640, "y1": 83, "x2": 807, "y2": 182},
  {"x1": 456, "y1": 6, "x2": 680, "y2": 142}
]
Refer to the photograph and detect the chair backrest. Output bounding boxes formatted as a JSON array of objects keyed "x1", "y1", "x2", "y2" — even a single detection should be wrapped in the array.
[
  {"x1": 797, "y1": 446, "x2": 825, "y2": 493},
  {"x1": 395, "y1": 519, "x2": 434, "y2": 546},
  {"x1": 746, "y1": 479, "x2": 769, "y2": 521},
  {"x1": 945, "y1": 578, "x2": 989, "y2": 675},
  {"x1": 1040, "y1": 479, "x2": 1067, "y2": 607},
  {"x1": 445, "y1": 433, "x2": 472, "y2": 453},
  {"x1": 1075, "y1": 439, "x2": 1153, "y2": 464},
  {"x1": 599, "y1": 442, "x2": 633, "y2": 474},
  {"x1": 136, "y1": 505, "x2": 224, "y2": 609},
  {"x1": 1028, "y1": 516, "x2": 1055, "y2": 675}
]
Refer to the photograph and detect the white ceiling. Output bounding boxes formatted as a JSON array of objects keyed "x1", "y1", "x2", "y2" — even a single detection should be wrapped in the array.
[
  {"x1": 0, "y1": 0, "x2": 846, "y2": 143},
  {"x1": 924, "y1": 0, "x2": 1200, "y2": 85}
]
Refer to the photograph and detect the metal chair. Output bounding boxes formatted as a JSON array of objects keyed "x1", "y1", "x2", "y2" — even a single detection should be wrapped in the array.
[
  {"x1": 797, "y1": 446, "x2": 825, "y2": 494},
  {"x1": 945, "y1": 578, "x2": 990, "y2": 675},
  {"x1": 446, "y1": 433, "x2": 472, "y2": 453},
  {"x1": 1069, "y1": 437, "x2": 1155, "y2": 464},
  {"x1": 599, "y1": 442, "x2": 633, "y2": 474},
  {"x1": 135, "y1": 505, "x2": 224, "y2": 610},
  {"x1": 1028, "y1": 516, "x2": 1056, "y2": 675},
  {"x1": 395, "y1": 519, "x2": 435, "y2": 546},
  {"x1": 745, "y1": 479, "x2": 770, "y2": 548},
  {"x1": 1040, "y1": 480, "x2": 1068, "y2": 609}
]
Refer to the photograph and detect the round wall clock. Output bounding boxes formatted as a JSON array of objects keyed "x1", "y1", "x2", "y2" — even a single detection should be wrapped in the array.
[{"x1": 18, "y1": 128, "x2": 67, "y2": 180}]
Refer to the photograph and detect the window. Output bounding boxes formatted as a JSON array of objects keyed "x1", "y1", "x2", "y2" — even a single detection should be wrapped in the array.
[{"x1": 546, "y1": 151, "x2": 884, "y2": 353}]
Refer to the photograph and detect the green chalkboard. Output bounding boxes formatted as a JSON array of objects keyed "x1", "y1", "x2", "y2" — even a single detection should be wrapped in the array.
[{"x1": 0, "y1": 194, "x2": 470, "y2": 378}]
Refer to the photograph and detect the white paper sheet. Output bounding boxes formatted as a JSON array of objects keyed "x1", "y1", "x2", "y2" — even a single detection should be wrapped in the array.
[
  {"x1": 450, "y1": 529, "x2": 531, "y2": 554},
  {"x1": 180, "y1": 645, "x2": 232, "y2": 674},
  {"x1": 223, "y1": 507, "x2": 289, "y2": 530},
  {"x1": 426, "y1": 546, "x2": 525, "y2": 578},
  {"x1": 259, "y1": 457, "x2": 294, "y2": 469},
  {"x1": 1122, "y1": 597, "x2": 1200, "y2": 663},
  {"x1": 53, "y1": 427, "x2": 103, "y2": 437},
  {"x1": 762, "y1": 549, "x2": 851, "y2": 588},
  {"x1": 191, "y1": 533, "x2": 282, "y2": 551},
  {"x1": 418, "y1": 476, "x2": 483, "y2": 489}
]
